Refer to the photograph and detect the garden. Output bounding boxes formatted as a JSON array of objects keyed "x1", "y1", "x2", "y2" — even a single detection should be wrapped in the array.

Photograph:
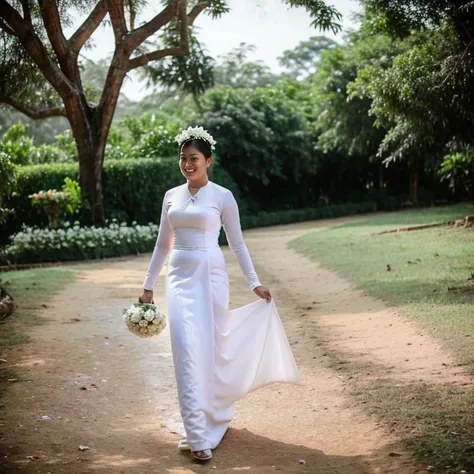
[{"x1": 0, "y1": 0, "x2": 474, "y2": 470}]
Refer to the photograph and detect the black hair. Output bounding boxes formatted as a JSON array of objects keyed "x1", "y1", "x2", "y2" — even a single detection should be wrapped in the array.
[{"x1": 180, "y1": 138, "x2": 212, "y2": 159}]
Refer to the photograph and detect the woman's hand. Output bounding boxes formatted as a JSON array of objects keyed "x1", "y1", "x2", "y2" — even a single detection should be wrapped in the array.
[
  {"x1": 253, "y1": 285, "x2": 272, "y2": 303},
  {"x1": 139, "y1": 289, "x2": 154, "y2": 304}
]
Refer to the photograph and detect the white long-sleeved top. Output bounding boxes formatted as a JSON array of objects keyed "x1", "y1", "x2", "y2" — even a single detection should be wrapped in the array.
[{"x1": 143, "y1": 181, "x2": 261, "y2": 291}]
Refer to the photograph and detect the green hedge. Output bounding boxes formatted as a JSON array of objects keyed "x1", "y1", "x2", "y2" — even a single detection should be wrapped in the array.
[
  {"x1": 1, "y1": 221, "x2": 159, "y2": 265},
  {"x1": 2, "y1": 202, "x2": 377, "y2": 265},
  {"x1": 1, "y1": 157, "x2": 246, "y2": 243},
  {"x1": 219, "y1": 201, "x2": 377, "y2": 245},
  {"x1": 1, "y1": 156, "x2": 377, "y2": 248}
]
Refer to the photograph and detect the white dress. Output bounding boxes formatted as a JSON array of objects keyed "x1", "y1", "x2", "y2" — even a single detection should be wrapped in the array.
[{"x1": 143, "y1": 181, "x2": 300, "y2": 452}]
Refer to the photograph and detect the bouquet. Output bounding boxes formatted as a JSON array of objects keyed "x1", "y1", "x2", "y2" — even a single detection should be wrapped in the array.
[{"x1": 123, "y1": 303, "x2": 166, "y2": 338}]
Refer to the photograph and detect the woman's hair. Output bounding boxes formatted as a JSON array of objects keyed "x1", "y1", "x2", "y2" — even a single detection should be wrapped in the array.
[{"x1": 180, "y1": 139, "x2": 212, "y2": 159}]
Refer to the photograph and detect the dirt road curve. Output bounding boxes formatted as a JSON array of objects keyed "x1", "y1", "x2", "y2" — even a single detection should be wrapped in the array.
[{"x1": 1, "y1": 217, "x2": 469, "y2": 473}]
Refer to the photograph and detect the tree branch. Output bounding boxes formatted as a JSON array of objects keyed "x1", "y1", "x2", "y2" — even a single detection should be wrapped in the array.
[
  {"x1": 0, "y1": 17, "x2": 16, "y2": 36},
  {"x1": 127, "y1": 46, "x2": 187, "y2": 71},
  {"x1": 106, "y1": 0, "x2": 128, "y2": 42},
  {"x1": 0, "y1": 96, "x2": 67, "y2": 119},
  {"x1": 187, "y1": 1, "x2": 209, "y2": 25},
  {"x1": 0, "y1": 0, "x2": 77, "y2": 99},
  {"x1": 69, "y1": 1, "x2": 107, "y2": 53},
  {"x1": 126, "y1": 0, "x2": 178, "y2": 49},
  {"x1": 126, "y1": 0, "x2": 190, "y2": 71},
  {"x1": 20, "y1": 0, "x2": 31, "y2": 23},
  {"x1": 38, "y1": 0, "x2": 68, "y2": 60}
]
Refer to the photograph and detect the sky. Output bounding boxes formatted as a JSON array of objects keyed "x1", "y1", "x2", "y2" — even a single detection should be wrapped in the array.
[{"x1": 71, "y1": 0, "x2": 361, "y2": 101}]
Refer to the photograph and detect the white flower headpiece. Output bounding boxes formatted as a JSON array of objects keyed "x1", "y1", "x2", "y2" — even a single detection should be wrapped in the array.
[{"x1": 175, "y1": 126, "x2": 216, "y2": 152}]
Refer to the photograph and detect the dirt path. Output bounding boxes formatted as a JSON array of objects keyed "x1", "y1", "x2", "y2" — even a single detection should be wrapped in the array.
[{"x1": 1, "y1": 217, "x2": 471, "y2": 473}]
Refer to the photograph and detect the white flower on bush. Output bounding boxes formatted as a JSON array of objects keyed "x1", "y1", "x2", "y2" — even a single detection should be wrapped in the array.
[{"x1": 3, "y1": 221, "x2": 160, "y2": 264}]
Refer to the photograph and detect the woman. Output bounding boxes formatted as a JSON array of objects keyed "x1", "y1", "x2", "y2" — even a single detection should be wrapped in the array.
[{"x1": 140, "y1": 126, "x2": 299, "y2": 461}]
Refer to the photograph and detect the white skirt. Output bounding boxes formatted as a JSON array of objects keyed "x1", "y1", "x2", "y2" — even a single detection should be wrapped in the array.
[{"x1": 166, "y1": 246, "x2": 300, "y2": 452}]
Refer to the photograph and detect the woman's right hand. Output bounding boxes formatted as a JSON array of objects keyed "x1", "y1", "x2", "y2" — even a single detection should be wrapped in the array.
[{"x1": 139, "y1": 289, "x2": 154, "y2": 304}]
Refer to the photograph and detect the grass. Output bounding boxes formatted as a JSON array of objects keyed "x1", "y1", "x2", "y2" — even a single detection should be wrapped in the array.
[
  {"x1": 0, "y1": 333, "x2": 30, "y2": 346},
  {"x1": 0, "y1": 266, "x2": 78, "y2": 365},
  {"x1": 363, "y1": 379, "x2": 474, "y2": 470},
  {"x1": 0, "y1": 266, "x2": 79, "y2": 400},
  {"x1": 290, "y1": 203, "x2": 474, "y2": 470},
  {"x1": 3, "y1": 267, "x2": 78, "y2": 328},
  {"x1": 291, "y1": 203, "x2": 474, "y2": 371}
]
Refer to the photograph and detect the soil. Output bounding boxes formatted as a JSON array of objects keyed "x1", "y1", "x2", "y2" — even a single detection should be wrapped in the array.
[{"x1": 1, "y1": 216, "x2": 471, "y2": 473}]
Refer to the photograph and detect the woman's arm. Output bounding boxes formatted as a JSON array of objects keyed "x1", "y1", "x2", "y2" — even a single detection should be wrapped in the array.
[
  {"x1": 221, "y1": 191, "x2": 262, "y2": 290},
  {"x1": 142, "y1": 192, "x2": 174, "y2": 292}
]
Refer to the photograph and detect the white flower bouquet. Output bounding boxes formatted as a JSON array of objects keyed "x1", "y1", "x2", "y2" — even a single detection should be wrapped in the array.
[{"x1": 123, "y1": 303, "x2": 166, "y2": 338}]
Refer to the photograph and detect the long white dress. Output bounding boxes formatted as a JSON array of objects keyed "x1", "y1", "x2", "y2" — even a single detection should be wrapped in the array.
[{"x1": 143, "y1": 181, "x2": 300, "y2": 452}]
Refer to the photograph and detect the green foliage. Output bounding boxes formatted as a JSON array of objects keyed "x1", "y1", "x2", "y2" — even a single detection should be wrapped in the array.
[
  {"x1": 200, "y1": 84, "x2": 314, "y2": 208},
  {"x1": 1, "y1": 123, "x2": 76, "y2": 165},
  {"x1": 0, "y1": 151, "x2": 17, "y2": 225},
  {"x1": 312, "y1": 31, "x2": 402, "y2": 160},
  {"x1": 142, "y1": 31, "x2": 215, "y2": 98},
  {"x1": 350, "y1": 24, "x2": 467, "y2": 168},
  {"x1": 3, "y1": 201, "x2": 377, "y2": 265},
  {"x1": 28, "y1": 178, "x2": 82, "y2": 229},
  {"x1": 1, "y1": 221, "x2": 160, "y2": 265},
  {"x1": 62, "y1": 178, "x2": 82, "y2": 215},
  {"x1": 284, "y1": 0, "x2": 343, "y2": 33},
  {"x1": 120, "y1": 116, "x2": 184, "y2": 159},
  {"x1": 439, "y1": 146, "x2": 474, "y2": 197},
  {"x1": 54, "y1": 130, "x2": 78, "y2": 161},
  {"x1": 279, "y1": 35, "x2": 337, "y2": 79},
  {"x1": 1, "y1": 123, "x2": 34, "y2": 165},
  {"x1": 213, "y1": 43, "x2": 281, "y2": 88}
]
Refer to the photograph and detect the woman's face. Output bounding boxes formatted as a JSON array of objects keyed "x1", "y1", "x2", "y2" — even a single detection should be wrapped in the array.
[{"x1": 179, "y1": 145, "x2": 212, "y2": 184}]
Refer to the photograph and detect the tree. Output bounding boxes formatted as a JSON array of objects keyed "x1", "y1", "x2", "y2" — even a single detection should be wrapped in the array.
[
  {"x1": 278, "y1": 35, "x2": 338, "y2": 79},
  {"x1": 0, "y1": 0, "x2": 343, "y2": 225},
  {"x1": 350, "y1": 18, "x2": 473, "y2": 205},
  {"x1": 200, "y1": 83, "x2": 315, "y2": 209},
  {"x1": 213, "y1": 43, "x2": 280, "y2": 88}
]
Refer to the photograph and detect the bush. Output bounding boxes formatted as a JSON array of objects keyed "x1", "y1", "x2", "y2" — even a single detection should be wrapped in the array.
[
  {"x1": 219, "y1": 201, "x2": 377, "y2": 244},
  {"x1": 0, "y1": 151, "x2": 17, "y2": 225},
  {"x1": 1, "y1": 221, "x2": 159, "y2": 265},
  {"x1": 2, "y1": 201, "x2": 377, "y2": 265},
  {"x1": 1, "y1": 162, "x2": 79, "y2": 241},
  {"x1": 1, "y1": 158, "x2": 246, "y2": 241}
]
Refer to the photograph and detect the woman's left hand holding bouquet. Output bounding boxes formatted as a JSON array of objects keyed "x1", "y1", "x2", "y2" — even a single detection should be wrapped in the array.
[{"x1": 139, "y1": 289, "x2": 154, "y2": 304}]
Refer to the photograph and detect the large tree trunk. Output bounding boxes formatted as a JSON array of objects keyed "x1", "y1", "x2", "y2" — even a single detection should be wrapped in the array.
[
  {"x1": 77, "y1": 140, "x2": 106, "y2": 226},
  {"x1": 409, "y1": 157, "x2": 420, "y2": 206},
  {"x1": 72, "y1": 107, "x2": 107, "y2": 226}
]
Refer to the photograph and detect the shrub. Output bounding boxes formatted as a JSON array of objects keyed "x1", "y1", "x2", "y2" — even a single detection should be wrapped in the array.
[
  {"x1": 1, "y1": 221, "x2": 159, "y2": 265},
  {"x1": 3, "y1": 201, "x2": 377, "y2": 265},
  {"x1": 29, "y1": 178, "x2": 82, "y2": 229},
  {"x1": 2, "y1": 162, "x2": 79, "y2": 240},
  {"x1": 0, "y1": 151, "x2": 17, "y2": 225},
  {"x1": 2, "y1": 158, "x2": 243, "y2": 240}
]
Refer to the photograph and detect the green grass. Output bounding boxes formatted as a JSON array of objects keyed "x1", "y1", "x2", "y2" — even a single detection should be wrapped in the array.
[
  {"x1": 0, "y1": 267, "x2": 78, "y2": 354},
  {"x1": 291, "y1": 203, "x2": 474, "y2": 470},
  {"x1": 363, "y1": 379, "x2": 474, "y2": 470},
  {"x1": 0, "y1": 333, "x2": 30, "y2": 346},
  {"x1": 3, "y1": 267, "x2": 78, "y2": 327},
  {"x1": 291, "y1": 203, "x2": 474, "y2": 371}
]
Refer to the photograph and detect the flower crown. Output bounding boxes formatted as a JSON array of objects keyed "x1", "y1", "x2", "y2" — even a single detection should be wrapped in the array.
[{"x1": 175, "y1": 126, "x2": 216, "y2": 151}]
